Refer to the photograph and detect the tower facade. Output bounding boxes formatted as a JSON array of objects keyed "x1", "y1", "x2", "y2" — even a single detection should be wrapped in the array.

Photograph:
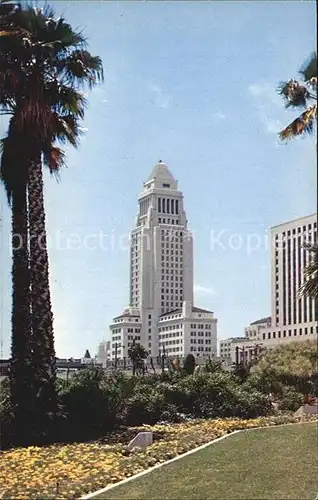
[
  {"x1": 109, "y1": 162, "x2": 217, "y2": 361},
  {"x1": 260, "y1": 213, "x2": 318, "y2": 345},
  {"x1": 220, "y1": 213, "x2": 318, "y2": 365}
]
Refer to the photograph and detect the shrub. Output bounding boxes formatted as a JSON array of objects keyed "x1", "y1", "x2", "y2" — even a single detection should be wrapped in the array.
[
  {"x1": 183, "y1": 353, "x2": 196, "y2": 375},
  {"x1": 122, "y1": 381, "x2": 179, "y2": 425},
  {"x1": 174, "y1": 372, "x2": 271, "y2": 419},
  {"x1": 251, "y1": 340, "x2": 317, "y2": 384},
  {"x1": 58, "y1": 368, "x2": 127, "y2": 441},
  {"x1": 0, "y1": 378, "x2": 14, "y2": 449},
  {"x1": 277, "y1": 386, "x2": 303, "y2": 412},
  {"x1": 202, "y1": 357, "x2": 224, "y2": 374}
]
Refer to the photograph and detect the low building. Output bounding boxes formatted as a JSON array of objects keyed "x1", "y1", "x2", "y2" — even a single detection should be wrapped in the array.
[
  {"x1": 244, "y1": 316, "x2": 271, "y2": 340},
  {"x1": 158, "y1": 302, "x2": 217, "y2": 359},
  {"x1": 219, "y1": 337, "x2": 243, "y2": 360}
]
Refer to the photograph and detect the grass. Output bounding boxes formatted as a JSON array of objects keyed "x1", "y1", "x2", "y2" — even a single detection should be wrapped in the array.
[{"x1": 99, "y1": 423, "x2": 318, "y2": 500}]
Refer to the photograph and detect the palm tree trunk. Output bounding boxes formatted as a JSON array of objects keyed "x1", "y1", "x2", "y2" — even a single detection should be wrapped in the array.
[
  {"x1": 10, "y1": 184, "x2": 33, "y2": 445},
  {"x1": 28, "y1": 157, "x2": 57, "y2": 439}
]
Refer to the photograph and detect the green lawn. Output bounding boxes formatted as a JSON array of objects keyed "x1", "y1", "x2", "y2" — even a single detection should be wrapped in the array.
[{"x1": 98, "y1": 423, "x2": 318, "y2": 500}]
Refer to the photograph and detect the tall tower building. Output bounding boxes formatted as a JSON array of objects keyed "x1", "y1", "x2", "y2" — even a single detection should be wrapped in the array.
[
  {"x1": 261, "y1": 213, "x2": 318, "y2": 344},
  {"x1": 222, "y1": 213, "x2": 318, "y2": 365},
  {"x1": 109, "y1": 161, "x2": 217, "y2": 361}
]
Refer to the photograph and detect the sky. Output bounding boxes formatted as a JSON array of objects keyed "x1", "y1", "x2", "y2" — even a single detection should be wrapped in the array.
[{"x1": 0, "y1": 1, "x2": 317, "y2": 359}]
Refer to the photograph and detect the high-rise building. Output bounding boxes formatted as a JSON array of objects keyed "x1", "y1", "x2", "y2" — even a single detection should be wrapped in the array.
[
  {"x1": 261, "y1": 213, "x2": 317, "y2": 345},
  {"x1": 222, "y1": 213, "x2": 318, "y2": 363},
  {"x1": 109, "y1": 161, "x2": 217, "y2": 361}
]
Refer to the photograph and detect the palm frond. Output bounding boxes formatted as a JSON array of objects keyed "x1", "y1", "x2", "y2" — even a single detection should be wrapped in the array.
[
  {"x1": 277, "y1": 79, "x2": 309, "y2": 109},
  {"x1": 0, "y1": 132, "x2": 28, "y2": 202},
  {"x1": 57, "y1": 50, "x2": 104, "y2": 88},
  {"x1": 299, "y1": 277, "x2": 318, "y2": 299},
  {"x1": 298, "y1": 242, "x2": 318, "y2": 299},
  {"x1": 42, "y1": 145, "x2": 66, "y2": 176},
  {"x1": 46, "y1": 83, "x2": 87, "y2": 118},
  {"x1": 279, "y1": 104, "x2": 317, "y2": 140},
  {"x1": 302, "y1": 242, "x2": 318, "y2": 253},
  {"x1": 0, "y1": 3, "x2": 104, "y2": 182},
  {"x1": 299, "y1": 52, "x2": 317, "y2": 82},
  {"x1": 0, "y1": 1, "x2": 20, "y2": 17},
  {"x1": 50, "y1": 113, "x2": 82, "y2": 147}
]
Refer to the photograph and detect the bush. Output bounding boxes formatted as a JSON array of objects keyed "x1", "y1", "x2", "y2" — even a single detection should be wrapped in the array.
[
  {"x1": 2, "y1": 362, "x2": 280, "y2": 449},
  {"x1": 172, "y1": 372, "x2": 271, "y2": 419},
  {"x1": 57, "y1": 368, "x2": 128, "y2": 441},
  {"x1": 0, "y1": 378, "x2": 14, "y2": 449},
  {"x1": 277, "y1": 386, "x2": 303, "y2": 412},
  {"x1": 183, "y1": 353, "x2": 196, "y2": 375},
  {"x1": 251, "y1": 340, "x2": 317, "y2": 389},
  {"x1": 122, "y1": 381, "x2": 179, "y2": 425}
]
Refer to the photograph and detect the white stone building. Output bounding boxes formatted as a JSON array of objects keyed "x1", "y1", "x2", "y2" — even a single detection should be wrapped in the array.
[
  {"x1": 221, "y1": 214, "x2": 318, "y2": 364},
  {"x1": 219, "y1": 337, "x2": 240, "y2": 359},
  {"x1": 260, "y1": 214, "x2": 317, "y2": 346},
  {"x1": 244, "y1": 316, "x2": 271, "y2": 340},
  {"x1": 109, "y1": 161, "x2": 217, "y2": 361},
  {"x1": 95, "y1": 340, "x2": 111, "y2": 366}
]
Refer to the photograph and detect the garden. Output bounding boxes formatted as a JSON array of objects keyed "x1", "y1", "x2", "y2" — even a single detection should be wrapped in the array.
[
  {"x1": 0, "y1": 341, "x2": 317, "y2": 498},
  {"x1": 1, "y1": 416, "x2": 317, "y2": 499}
]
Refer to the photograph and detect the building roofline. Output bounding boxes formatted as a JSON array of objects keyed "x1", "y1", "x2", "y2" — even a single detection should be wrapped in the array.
[
  {"x1": 112, "y1": 314, "x2": 140, "y2": 320},
  {"x1": 220, "y1": 337, "x2": 245, "y2": 342},
  {"x1": 250, "y1": 316, "x2": 271, "y2": 326},
  {"x1": 159, "y1": 305, "x2": 214, "y2": 318},
  {"x1": 270, "y1": 213, "x2": 317, "y2": 230},
  {"x1": 159, "y1": 308, "x2": 182, "y2": 318},
  {"x1": 192, "y1": 306, "x2": 214, "y2": 314}
]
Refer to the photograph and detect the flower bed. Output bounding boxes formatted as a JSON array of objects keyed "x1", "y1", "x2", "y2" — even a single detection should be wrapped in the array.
[{"x1": 0, "y1": 414, "x2": 316, "y2": 499}]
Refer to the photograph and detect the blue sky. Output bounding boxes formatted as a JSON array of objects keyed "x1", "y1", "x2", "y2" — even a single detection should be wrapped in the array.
[{"x1": 0, "y1": 1, "x2": 316, "y2": 359}]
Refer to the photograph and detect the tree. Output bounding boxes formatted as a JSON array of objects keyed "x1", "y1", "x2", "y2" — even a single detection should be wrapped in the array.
[
  {"x1": 299, "y1": 243, "x2": 318, "y2": 298},
  {"x1": 277, "y1": 52, "x2": 317, "y2": 141},
  {"x1": 203, "y1": 357, "x2": 223, "y2": 374},
  {"x1": 0, "y1": 2, "x2": 103, "y2": 444},
  {"x1": 250, "y1": 340, "x2": 318, "y2": 396},
  {"x1": 128, "y1": 343, "x2": 148, "y2": 376},
  {"x1": 0, "y1": 0, "x2": 34, "y2": 445},
  {"x1": 171, "y1": 357, "x2": 181, "y2": 373},
  {"x1": 183, "y1": 353, "x2": 196, "y2": 375}
]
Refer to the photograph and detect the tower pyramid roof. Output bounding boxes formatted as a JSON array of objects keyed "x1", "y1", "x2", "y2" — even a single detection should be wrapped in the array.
[{"x1": 147, "y1": 160, "x2": 176, "y2": 184}]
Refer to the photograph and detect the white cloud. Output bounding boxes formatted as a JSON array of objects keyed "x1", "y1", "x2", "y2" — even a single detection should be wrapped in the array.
[
  {"x1": 265, "y1": 119, "x2": 282, "y2": 134},
  {"x1": 148, "y1": 82, "x2": 171, "y2": 109},
  {"x1": 248, "y1": 84, "x2": 263, "y2": 97},
  {"x1": 248, "y1": 83, "x2": 280, "y2": 106},
  {"x1": 213, "y1": 111, "x2": 226, "y2": 121},
  {"x1": 248, "y1": 82, "x2": 283, "y2": 135},
  {"x1": 194, "y1": 284, "x2": 216, "y2": 295}
]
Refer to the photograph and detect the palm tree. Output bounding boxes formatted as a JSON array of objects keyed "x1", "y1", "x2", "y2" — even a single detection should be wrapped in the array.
[
  {"x1": 0, "y1": 1, "x2": 34, "y2": 443},
  {"x1": 0, "y1": 2, "x2": 103, "y2": 443},
  {"x1": 299, "y1": 243, "x2": 318, "y2": 298},
  {"x1": 278, "y1": 52, "x2": 317, "y2": 140}
]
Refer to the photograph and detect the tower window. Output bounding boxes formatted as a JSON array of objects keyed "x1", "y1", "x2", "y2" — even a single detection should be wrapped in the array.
[
  {"x1": 176, "y1": 200, "x2": 179, "y2": 214},
  {"x1": 163, "y1": 183, "x2": 170, "y2": 188}
]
